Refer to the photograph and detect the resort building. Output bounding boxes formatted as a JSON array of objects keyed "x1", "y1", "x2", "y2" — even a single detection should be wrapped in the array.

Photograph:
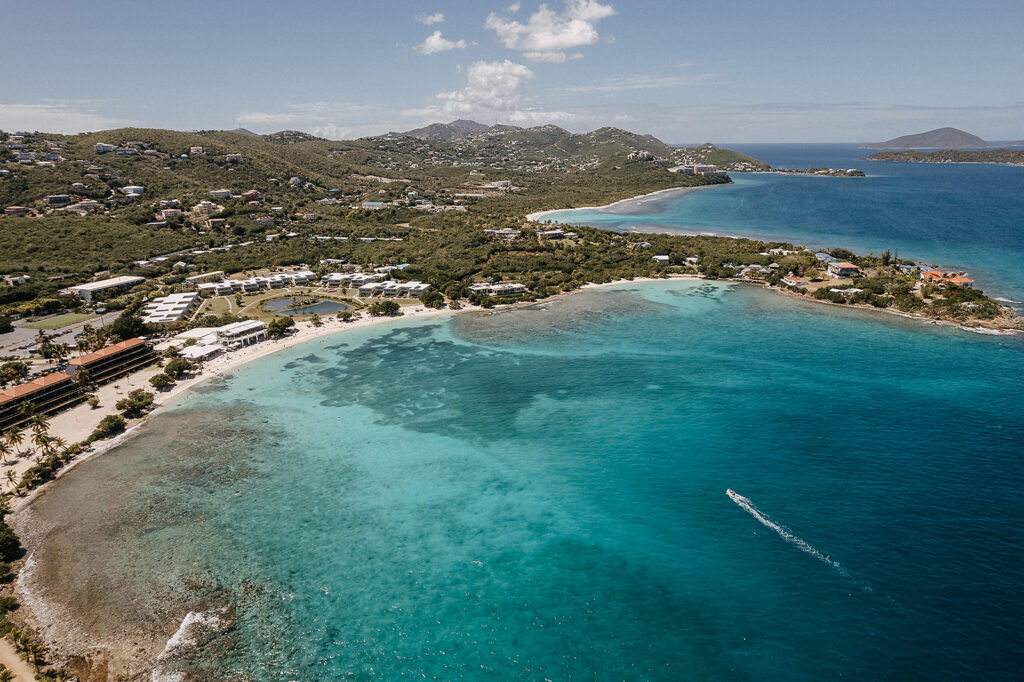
[
  {"x1": 921, "y1": 270, "x2": 975, "y2": 288},
  {"x1": 827, "y1": 262, "x2": 861, "y2": 278},
  {"x1": 63, "y1": 275, "x2": 145, "y2": 301},
  {"x1": 215, "y1": 320, "x2": 267, "y2": 347},
  {"x1": 209, "y1": 189, "x2": 233, "y2": 199},
  {"x1": 66, "y1": 338, "x2": 156, "y2": 385},
  {"x1": 141, "y1": 292, "x2": 201, "y2": 325},
  {"x1": 0, "y1": 373, "x2": 84, "y2": 432},
  {"x1": 782, "y1": 276, "x2": 810, "y2": 287},
  {"x1": 468, "y1": 282, "x2": 529, "y2": 296},
  {"x1": 652, "y1": 255, "x2": 671, "y2": 264},
  {"x1": 94, "y1": 142, "x2": 116, "y2": 153}
]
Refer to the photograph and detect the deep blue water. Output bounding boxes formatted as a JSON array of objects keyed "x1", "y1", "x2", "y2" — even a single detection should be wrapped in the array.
[{"x1": 546, "y1": 144, "x2": 1024, "y2": 306}]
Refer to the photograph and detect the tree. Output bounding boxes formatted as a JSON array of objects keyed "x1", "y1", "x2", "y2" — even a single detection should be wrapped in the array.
[
  {"x1": 420, "y1": 290, "x2": 445, "y2": 309},
  {"x1": 0, "y1": 441, "x2": 10, "y2": 465},
  {"x1": 0, "y1": 361, "x2": 29, "y2": 387},
  {"x1": 368, "y1": 300, "x2": 400, "y2": 316},
  {"x1": 86, "y1": 394, "x2": 100, "y2": 409},
  {"x1": 0, "y1": 316, "x2": 12, "y2": 335},
  {"x1": 150, "y1": 373, "x2": 174, "y2": 390},
  {"x1": 309, "y1": 313, "x2": 323, "y2": 327},
  {"x1": 3, "y1": 429, "x2": 23, "y2": 457},
  {"x1": 106, "y1": 313, "x2": 148, "y2": 341},
  {"x1": 115, "y1": 389, "x2": 154, "y2": 418},
  {"x1": 163, "y1": 358, "x2": 196, "y2": 379},
  {"x1": 89, "y1": 414, "x2": 126, "y2": 441},
  {"x1": 267, "y1": 316, "x2": 295, "y2": 337},
  {"x1": 336, "y1": 311, "x2": 355, "y2": 322}
]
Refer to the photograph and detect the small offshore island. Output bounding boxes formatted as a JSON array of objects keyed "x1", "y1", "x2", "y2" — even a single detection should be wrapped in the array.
[
  {"x1": 866, "y1": 148, "x2": 1024, "y2": 166},
  {"x1": 0, "y1": 121, "x2": 1022, "y2": 677}
]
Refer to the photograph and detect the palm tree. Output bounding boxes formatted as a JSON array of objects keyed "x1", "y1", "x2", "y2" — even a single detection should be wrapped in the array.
[
  {"x1": 52, "y1": 436, "x2": 67, "y2": 453},
  {"x1": 0, "y1": 441, "x2": 10, "y2": 466},
  {"x1": 4, "y1": 429, "x2": 24, "y2": 457},
  {"x1": 5, "y1": 471, "x2": 18, "y2": 491},
  {"x1": 0, "y1": 663, "x2": 14, "y2": 681},
  {"x1": 31, "y1": 413, "x2": 50, "y2": 435},
  {"x1": 32, "y1": 431, "x2": 50, "y2": 456}
]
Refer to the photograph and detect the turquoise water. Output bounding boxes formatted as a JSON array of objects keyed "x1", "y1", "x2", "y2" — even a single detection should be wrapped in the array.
[
  {"x1": 545, "y1": 145, "x2": 1024, "y2": 306},
  {"x1": 20, "y1": 282, "x2": 1024, "y2": 679}
]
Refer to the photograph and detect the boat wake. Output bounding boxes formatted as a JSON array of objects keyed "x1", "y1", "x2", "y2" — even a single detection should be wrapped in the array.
[{"x1": 727, "y1": 489, "x2": 852, "y2": 579}]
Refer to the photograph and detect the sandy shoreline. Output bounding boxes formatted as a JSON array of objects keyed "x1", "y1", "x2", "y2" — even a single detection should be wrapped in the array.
[{"x1": 525, "y1": 183, "x2": 720, "y2": 222}]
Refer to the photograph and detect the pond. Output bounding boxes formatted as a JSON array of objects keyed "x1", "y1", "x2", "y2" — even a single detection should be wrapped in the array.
[{"x1": 262, "y1": 298, "x2": 350, "y2": 316}]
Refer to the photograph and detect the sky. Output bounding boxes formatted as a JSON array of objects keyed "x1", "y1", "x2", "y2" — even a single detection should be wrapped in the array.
[{"x1": 1, "y1": 0, "x2": 1023, "y2": 143}]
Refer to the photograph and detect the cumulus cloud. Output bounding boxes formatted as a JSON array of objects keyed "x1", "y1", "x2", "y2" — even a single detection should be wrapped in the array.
[
  {"x1": 0, "y1": 101, "x2": 132, "y2": 133},
  {"x1": 415, "y1": 31, "x2": 470, "y2": 55},
  {"x1": 408, "y1": 59, "x2": 572, "y2": 124},
  {"x1": 416, "y1": 12, "x2": 445, "y2": 25},
  {"x1": 486, "y1": 0, "x2": 615, "y2": 62}
]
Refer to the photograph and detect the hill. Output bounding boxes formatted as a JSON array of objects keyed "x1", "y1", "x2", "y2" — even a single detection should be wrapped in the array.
[
  {"x1": 401, "y1": 119, "x2": 492, "y2": 141},
  {"x1": 861, "y1": 127, "x2": 988, "y2": 149},
  {"x1": 379, "y1": 121, "x2": 769, "y2": 171}
]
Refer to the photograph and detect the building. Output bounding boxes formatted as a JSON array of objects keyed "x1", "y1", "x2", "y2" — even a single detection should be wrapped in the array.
[
  {"x1": 160, "y1": 208, "x2": 184, "y2": 220},
  {"x1": 64, "y1": 275, "x2": 145, "y2": 301},
  {"x1": 0, "y1": 373, "x2": 84, "y2": 431},
  {"x1": 121, "y1": 185, "x2": 145, "y2": 197},
  {"x1": 921, "y1": 270, "x2": 974, "y2": 287},
  {"x1": 215, "y1": 320, "x2": 267, "y2": 347},
  {"x1": 254, "y1": 216, "x2": 274, "y2": 226},
  {"x1": 189, "y1": 146, "x2": 205, "y2": 155},
  {"x1": 3, "y1": 275, "x2": 30, "y2": 286},
  {"x1": 141, "y1": 292, "x2": 201, "y2": 325},
  {"x1": 652, "y1": 255, "x2": 670, "y2": 264},
  {"x1": 782, "y1": 276, "x2": 810, "y2": 287},
  {"x1": 827, "y1": 262, "x2": 860, "y2": 278},
  {"x1": 361, "y1": 201, "x2": 386, "y2": 210},
  {"x1": 95, "y1": 142, "x2": 116, "y2": 153},
  {"x1": 240, "y1": 189, "x2": 260, "y2": 201},
  {"x1": 3, "y1": 206, "x2": 30, "y2": 216},
  {"x1": 468, "y1": 282, "x2": 529, "y2": 296},
  {"x1": 209, "y1": 189, "x2": 233, "y2": 199},
  {"x1": 66, "y1": 338, "x2": 156, "y2": 384}
]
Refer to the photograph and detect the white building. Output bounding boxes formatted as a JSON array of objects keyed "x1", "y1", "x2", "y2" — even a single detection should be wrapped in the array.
[
  {"x1": 121, "y1": 185, "x2": 145, "y2": 196},
  {"x1": 94, "y1": 143, "x2": 116, "y2": 154},
  {"x1": 468, "y1": 282, "x2": 529, "y2": 296},
  {"x1": 64, "y1": 275, "x2": 146, "y2": 302},
  {"x1": 141, "y1": 292, "x2": 201, "y2": 325},
  {"x1": 216, "y1": 320, "x2": 267, "y2": 347},
  {"x1": 209, "y1": 189, "x2": 233, "y2": 199}
]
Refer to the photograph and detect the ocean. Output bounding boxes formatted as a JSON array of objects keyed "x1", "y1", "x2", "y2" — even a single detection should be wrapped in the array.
[
  {"x1": 14, "y1": 147, "x2": 1024, "y2": 680},
  {"x1": 545, "y1": 144, "x2": 1024, "y2": 308}
]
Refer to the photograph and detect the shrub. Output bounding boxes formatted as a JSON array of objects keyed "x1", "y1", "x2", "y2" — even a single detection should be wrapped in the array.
[
  {"x1": 89, "y1": 414, "x2": 126, "y2": 442},
  {"x1": 116, "y1": 389, "x2": 154, "y2": 418}
]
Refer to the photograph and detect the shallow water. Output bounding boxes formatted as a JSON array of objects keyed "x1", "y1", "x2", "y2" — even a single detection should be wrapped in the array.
[
  {"x1": 17, "y1": 281, "x2": 1024, "y2": 680},
  {"x1": 545, "y1": 144, "x2": 1024, "y2": 307}
]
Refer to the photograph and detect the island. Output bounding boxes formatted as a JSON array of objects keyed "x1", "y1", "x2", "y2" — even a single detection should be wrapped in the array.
[
  {"x1": 861, "y1": 126, "x2": 989, "y2": 149},
  {"x1": 866, "y1": 148, "x2": 1024, "y2": 166}
]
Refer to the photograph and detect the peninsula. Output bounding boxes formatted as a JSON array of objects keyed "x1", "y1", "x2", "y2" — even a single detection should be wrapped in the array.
[{"x1": 866, "y1": 148, "x2": 1024, "y2": 166}]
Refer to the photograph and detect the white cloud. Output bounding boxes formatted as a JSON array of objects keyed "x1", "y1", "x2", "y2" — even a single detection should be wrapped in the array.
[
  {"x1": 508, "y1": 2, "x2": 521, "y2": 12},
  {"x1": 486, "y1": 0, "x2": 615, "y2": 62},
  {"x1": 566, "y1": 72, "x2": 715, "y2": 93},
  {"x1": 0, "y1": 101, "x2": 132, "y2": 133},
  {"x1": 416, "y1": 12, "x2": 445, "y2": 25},
  {"x1": 524, "y1": 50, "x2": 582, "y2": 63},
  {"x1": 408, "y1": 59, "x2": 572, "y2": 124},
  {"x1": 415, "y1": 31, "x2": 470, "y2": 55}
]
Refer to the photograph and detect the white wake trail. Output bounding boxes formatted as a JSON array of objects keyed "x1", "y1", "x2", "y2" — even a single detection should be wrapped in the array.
[{"x1": 727, "y1": 489, "x2": 849, "y2": 577}]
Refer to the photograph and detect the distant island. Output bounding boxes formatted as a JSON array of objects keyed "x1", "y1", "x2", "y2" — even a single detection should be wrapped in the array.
[
  {"x1": 861, "y1": 127, "x2": 989, "y2": 149},
  {"x1": 866, "y1": 148, "x2": 1024, "y2": 166}
]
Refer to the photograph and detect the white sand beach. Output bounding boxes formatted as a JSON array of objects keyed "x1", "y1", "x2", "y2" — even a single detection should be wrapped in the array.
[{"x1": 525, "y1": 184, "x2": 722, "y2": 223}]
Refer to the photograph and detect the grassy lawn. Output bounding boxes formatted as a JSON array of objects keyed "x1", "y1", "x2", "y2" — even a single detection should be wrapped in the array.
[
  {"x1": 199, "y1": 296, "x2": 232, "y2": 317},
  {"x1": 25, "y1": 313, "x2": 97, "y2": 330}
]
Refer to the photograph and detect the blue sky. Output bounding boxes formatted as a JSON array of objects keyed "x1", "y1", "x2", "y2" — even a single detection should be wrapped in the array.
[{"x1": 1, "y1": 0, "x2": 1022, "y2": 142}]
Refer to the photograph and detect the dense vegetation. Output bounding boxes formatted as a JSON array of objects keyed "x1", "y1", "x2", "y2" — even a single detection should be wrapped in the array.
[{"x1": 866, "y1": 149, "x2": 1024, "y2": 165}]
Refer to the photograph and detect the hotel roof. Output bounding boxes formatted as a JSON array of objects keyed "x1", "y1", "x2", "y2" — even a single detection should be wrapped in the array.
[
  {"x1": 68, "y1": 337, "x2": 148, "y2": 367},
  {"x1": 0, "y1": 372, "x2": 74, "y2": 406}
]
